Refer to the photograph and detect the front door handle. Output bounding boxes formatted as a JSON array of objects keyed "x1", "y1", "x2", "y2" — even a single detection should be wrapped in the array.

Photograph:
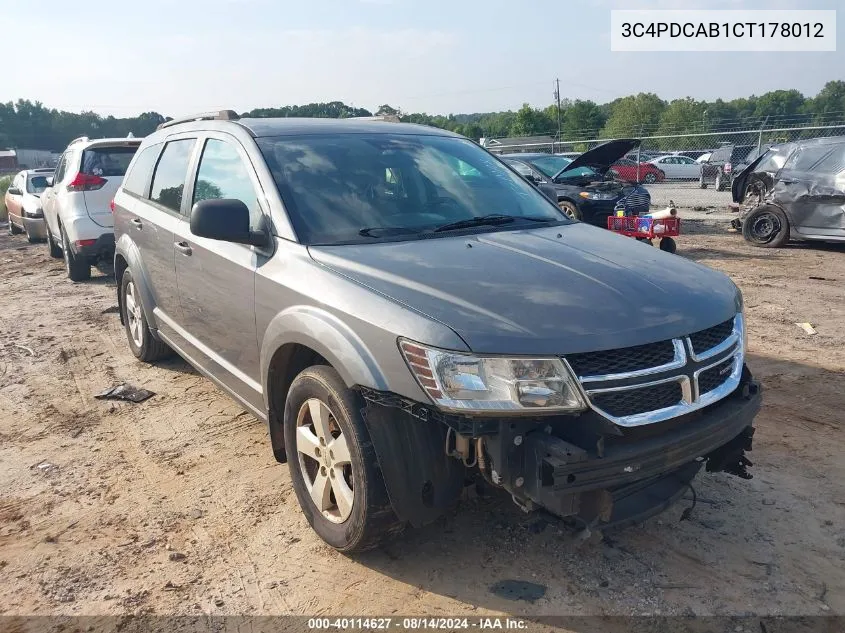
[
  {"x1": 175, "y1": 241, "x2": 192, "y2": 256},
  {"x1": 130, "y1": 218, "x2": 143, "y2": 229}
]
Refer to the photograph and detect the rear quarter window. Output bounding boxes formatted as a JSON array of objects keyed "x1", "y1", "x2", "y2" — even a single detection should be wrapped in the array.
[{"x1": 123, "y1": 144, "x2": 162, "y2": 197}]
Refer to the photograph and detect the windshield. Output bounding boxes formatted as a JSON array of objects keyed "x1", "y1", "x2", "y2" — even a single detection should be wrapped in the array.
[
  {"x1": 258, "y1": 134, "x2": 567, "y2": 245},
  {"x1": 26, "y1": 175, "x2": 49, "y2": 193},
  {"x1": 527, "y1": 155, "x2": 572, "y2": 178}
]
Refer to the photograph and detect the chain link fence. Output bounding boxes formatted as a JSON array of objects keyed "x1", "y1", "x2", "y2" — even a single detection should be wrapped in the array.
[{"x1": 483, "y1": 123, "x2": 845, "y2": 210}]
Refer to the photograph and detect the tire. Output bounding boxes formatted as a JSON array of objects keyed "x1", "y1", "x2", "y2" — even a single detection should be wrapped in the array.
[
  {"x1": 558, "y1": 200, "x2": 582, "y2": 221},
  {"x1": 742, "y1": 206, "x2": 790, "y2": 248},
  {"x1": 284, "y1": 366, "x2": 404, "y2": 553},
  {"x1": 699, "y1": 173, "x2": 707, "y2": 189},
  {"x1": 60, "y1": 224, "x2": 91, "y2": 281},
  {"x1": 120, "y1": 269, "x2": 171, "y2": 362},
  {"x1": 25, "y1": 225, "x2": 39, "y2": 244},
  {"x1": 715, "y1": 172, "x2": 725, "y2": 192},
  {"x1": 643, "y1": 172, "x2": 657, "y2": 184},
  {"x1": 46, "y1": 225, "x2": 62, "y2": 258},
  {"x1": 659, "y1": 237, "x2": 677, "y2": 253},
  {"x1": 8, "y1": 218, "x2": 22, "y2": 235}
]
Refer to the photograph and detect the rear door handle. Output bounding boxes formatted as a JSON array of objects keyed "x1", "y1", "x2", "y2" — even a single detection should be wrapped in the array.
[
  {"x1": 175, "y1": 241, "x2": 192, "y2": 256},
  {"x1": 130, "y1": 218, "x2": 143, "y2": 229}
]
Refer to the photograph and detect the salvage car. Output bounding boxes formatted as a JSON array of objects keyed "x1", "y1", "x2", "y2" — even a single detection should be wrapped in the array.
[
  {"x1": 4, "y1": 168, "x2": 53, "y2": 241},
  {"x1": 500, "y1": 140, "x2": 651, "y2": 224},
  {"x1": 733, "y1": 136, "x2": 845, "y2": 247},
  {"x1": 113, "y1": 112, "x2": 761, "y2": 552}
]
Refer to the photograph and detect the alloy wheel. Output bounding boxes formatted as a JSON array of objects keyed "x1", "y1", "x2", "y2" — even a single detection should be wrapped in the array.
[
  {"x1": 124, "y1": 280, "x2": 144, "y2": 348},
  {"x1": 296, "y1": 398, "x2": 354, "y2": 524}
]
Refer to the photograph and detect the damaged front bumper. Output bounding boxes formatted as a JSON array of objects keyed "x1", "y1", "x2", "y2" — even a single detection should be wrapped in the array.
[{"x1": 360, "y1": 369, "x2": 761, "y2": 529}]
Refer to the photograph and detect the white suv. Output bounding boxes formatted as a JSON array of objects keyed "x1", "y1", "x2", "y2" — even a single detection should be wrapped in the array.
[{"x1": 42, "y1": 136, "x2": 142, "y2": 281}]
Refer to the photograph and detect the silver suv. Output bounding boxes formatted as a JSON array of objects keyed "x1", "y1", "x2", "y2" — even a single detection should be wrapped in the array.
[{"x1": 113, "y1": 111, "x2": 762, "y2": 552}]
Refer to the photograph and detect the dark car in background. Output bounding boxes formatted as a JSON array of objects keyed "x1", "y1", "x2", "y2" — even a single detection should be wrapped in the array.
[
  {"x1": 699, "y1": 144, "x2": 755, "y2": 191},
  {"x1": 500, "y1": 140, "x2": 651, "y2": 224},
  {"x1": 733, "y1": 136, "x2": 845, "y2": 248}
]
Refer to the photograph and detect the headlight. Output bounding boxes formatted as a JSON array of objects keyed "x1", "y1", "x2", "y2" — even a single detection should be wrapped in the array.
[
  {"x1": 579, "y1": 191, "x2": 616, "y2": 201},
  {"x1": 399, "y1": 339, "x2": 586, "y2": 413}
]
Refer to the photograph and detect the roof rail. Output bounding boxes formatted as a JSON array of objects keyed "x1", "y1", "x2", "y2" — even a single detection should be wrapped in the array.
[
  {"x1": 68, "y1": 136, "x2": 89, "y2": 145},
  {"x1": 157, "y1": 110, "x2": 240, "y2": 131}
]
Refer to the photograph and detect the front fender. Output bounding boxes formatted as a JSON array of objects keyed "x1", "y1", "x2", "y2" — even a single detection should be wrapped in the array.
[
  {"x1": 259, "y1": 305, "x2": 390, "y2": 411},
  {"x1": 114, "y1": 234, "x2": 159, "y2": 332}
]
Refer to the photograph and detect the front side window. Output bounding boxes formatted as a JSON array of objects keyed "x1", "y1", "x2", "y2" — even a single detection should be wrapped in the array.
[
  {"x1": 258, "y1": 134, "x2": 566, "y2": 245},
  {"x1": 150, "y1": 139, "x2": 196, "y2": 213},
  {"x1": 193, "y1": 139, "x2": 262, "y2": 228}
]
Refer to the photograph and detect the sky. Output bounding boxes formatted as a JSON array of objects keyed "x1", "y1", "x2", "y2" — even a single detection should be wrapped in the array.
[{"x1": 2, "y1": 0, "x2": 843, "y2": 117}]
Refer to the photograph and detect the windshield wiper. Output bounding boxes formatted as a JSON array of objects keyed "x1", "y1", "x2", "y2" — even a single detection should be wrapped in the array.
[
  {"x1": 432, "y1": 214, "x2": 517, "y2": 233},
  {"x1": 358, "y1": 226, "x2": 420, "y2": 238}
]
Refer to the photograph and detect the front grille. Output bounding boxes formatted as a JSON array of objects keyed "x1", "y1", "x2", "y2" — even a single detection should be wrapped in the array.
[
  {"x1": 689, "y1": 319, "x2": 734, "y2": 355},
  {"x1": 566, "y1": 339, "x2": 675, "y2": 377},
  {"x1": 591, "y1": 381, "x2": 683, "y2": 417},
  {"x1": 698, "y1": 358, "x2": 734, "y2": 395}
]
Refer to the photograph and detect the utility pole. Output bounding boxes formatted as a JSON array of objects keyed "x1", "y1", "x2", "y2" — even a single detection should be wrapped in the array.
[
  {"x1": 554, "y1": 78, "x2": 561, "y2": 154},
  {"x1": 757, "y1": 115, "x2": 769, "y2": 154}
]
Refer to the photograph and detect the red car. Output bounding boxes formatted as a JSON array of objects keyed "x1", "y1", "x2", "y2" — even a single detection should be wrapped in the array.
[{"x1": 610, "y1": 159, "x2": 665, "y2": 184}]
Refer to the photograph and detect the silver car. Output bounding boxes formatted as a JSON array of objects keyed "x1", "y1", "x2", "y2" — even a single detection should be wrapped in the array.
[{"x1": 113, "y1": 112, "x2": 761, "y2": 552}]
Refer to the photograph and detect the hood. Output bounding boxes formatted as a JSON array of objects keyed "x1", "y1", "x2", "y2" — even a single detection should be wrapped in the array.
[
  {"x1": 309, "y1": 224, "x2": 740, "y2": 356},
  {"x1": 553, "y1": 139, "x2": 641, "y2": 180}
]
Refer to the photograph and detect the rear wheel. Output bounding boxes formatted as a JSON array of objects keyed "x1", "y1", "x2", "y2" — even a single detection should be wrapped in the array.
[
  {"x1": 60, "y1": 225, "x2": 91, "y2": 282},
  {"x1": 120, "y1": 269, "x2": 171, "y2": 361},
  {"x1": 284, "y1": 366, "x2": 404, "y2": 552},
  {"x1": 659, "y1": 237, "x2": 677, "y2": 253},
  {"x1": 558, "y1": 200, "x2": 582, "y2": 221},
  {"x1": 742, "y1": 206, "x2": 790, "y2": 248},
  {"x1": 46, "y1": 225, "x2": 62, "y2": 258}
]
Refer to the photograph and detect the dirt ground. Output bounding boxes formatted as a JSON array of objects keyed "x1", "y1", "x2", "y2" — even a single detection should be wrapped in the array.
[{"x1": 0, "y1": 219, "x2": 843, "y2": 624}]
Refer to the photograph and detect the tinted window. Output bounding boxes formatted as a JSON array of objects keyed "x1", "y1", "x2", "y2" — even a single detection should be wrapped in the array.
[
  {"x1": 258, "y1": 134, "x2": 565, "y2": 245},
  {"x1": 123, "y1": 144, "x2": 162, "y2": 197},
  {"x1": 81, "y1": 146, "x2": 138, "y2": 177},
  {"x1": 784, "y1": 145, "x2": 833, "y2": 172},
  {"x1": 193, "y1": 139, "x2": 262, "y2": 228},
  {"x1": 26, "y1": 175, "x2": 49, "y2": 193},
  {"x1": 150, "y1": 140, "x2": 196, "y2": 213}
]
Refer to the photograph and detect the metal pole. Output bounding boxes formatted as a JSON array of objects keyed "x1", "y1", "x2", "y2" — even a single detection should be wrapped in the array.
[
  {"x1": 758, "y1": 115, "x2": 769, "y2": 153},
  {"x1": 554, "y1": 78, "x2": 561, "y2": 154}
]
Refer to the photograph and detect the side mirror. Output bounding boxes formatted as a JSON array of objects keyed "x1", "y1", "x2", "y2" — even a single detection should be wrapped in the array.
[
  {"x1": 190, "y1": 198, "x2": 269, "y2": 247},
  {"x1": 7, "y1": 187, "x2": 22, "y2": 196},
  {"x1": 45, "y1": 177, "x2": 54, "y2": 187}
]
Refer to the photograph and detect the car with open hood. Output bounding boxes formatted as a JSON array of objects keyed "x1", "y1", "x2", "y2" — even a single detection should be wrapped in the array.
[
  {"x1": 733, "y1": 136, "x2": 845, "y2": 247},
  {"x1": 112, "y1": 112, "x2": 760, "y2": 552},
  {"x1": 499, "y1": 139, "x2": 651, "y2": 224}
]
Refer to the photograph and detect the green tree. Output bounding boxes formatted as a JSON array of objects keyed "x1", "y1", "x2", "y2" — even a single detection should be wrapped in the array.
[
  {"x1": 601, "y1": 93, "x2": 666, "y2": 138},
  {"x1": 561, "y1": 100, "x2": 606, "y2": 140},
  {"x1": 375, "y1": 104, "x2": 400, "y2": 116},
  {"x1": 511, "y1": 103, "x2": 554, "y2": 136},
  {"x1": 806, "y1": 80, "x2": 845, "y2": 124},
  {"x1": 656, "y1": 98, "x2": 708, "y2": 148},
  {"x1": 753, "y1": 89, "x2": 805, "y2": 119}
]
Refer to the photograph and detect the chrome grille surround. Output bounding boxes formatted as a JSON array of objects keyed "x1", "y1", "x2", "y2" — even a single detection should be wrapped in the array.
[{"x1": 565, "y1": 314, "x2": 744, "y2": 427}]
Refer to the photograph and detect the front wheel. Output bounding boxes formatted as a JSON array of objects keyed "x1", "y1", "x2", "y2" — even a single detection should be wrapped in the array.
[
  {"x1": 8, "y1": 219, "x2": 22, "y2": 235},
  {"x1": 60, "y1": 225, "x2": 91, "y2": 281},
  {"x1": 715, "y1": 172, "x2": 725, "y2": 191},
  {"x1": 46, "y1": 226, "x2": 62, "y2": 258},
  {"x1": 284, "y1": 366, "x2": 404, "y2": 552},
  {"x1": 699, "y1": 174, "x2": 707, "y2": 189},
  {"x1": 742, "y1": 206, "x2": 790, "y2": 248},
  {"x1": 643, "y1": 172, "x2": 657, "y2": 184},
  {"x1": 558, "y1": 200, "x2": 582, "y2": 221}
]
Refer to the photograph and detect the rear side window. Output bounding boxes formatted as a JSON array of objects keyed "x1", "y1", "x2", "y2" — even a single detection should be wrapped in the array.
[
  {"x1": 150, "y1": 139, "x2": 196, "y2": 213},
  {"x1": 784, "y1": 145, "x2": 833, "y2": 172},
  {"x1": 812, "y1": 144, "x2": 845, "y2": 175},
  {"x1": 123, "y1": 144, "x2": 162, "y2": 197},
  {"x1": 81, "y1": 146, "x2": 138, "y2": 177}
]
